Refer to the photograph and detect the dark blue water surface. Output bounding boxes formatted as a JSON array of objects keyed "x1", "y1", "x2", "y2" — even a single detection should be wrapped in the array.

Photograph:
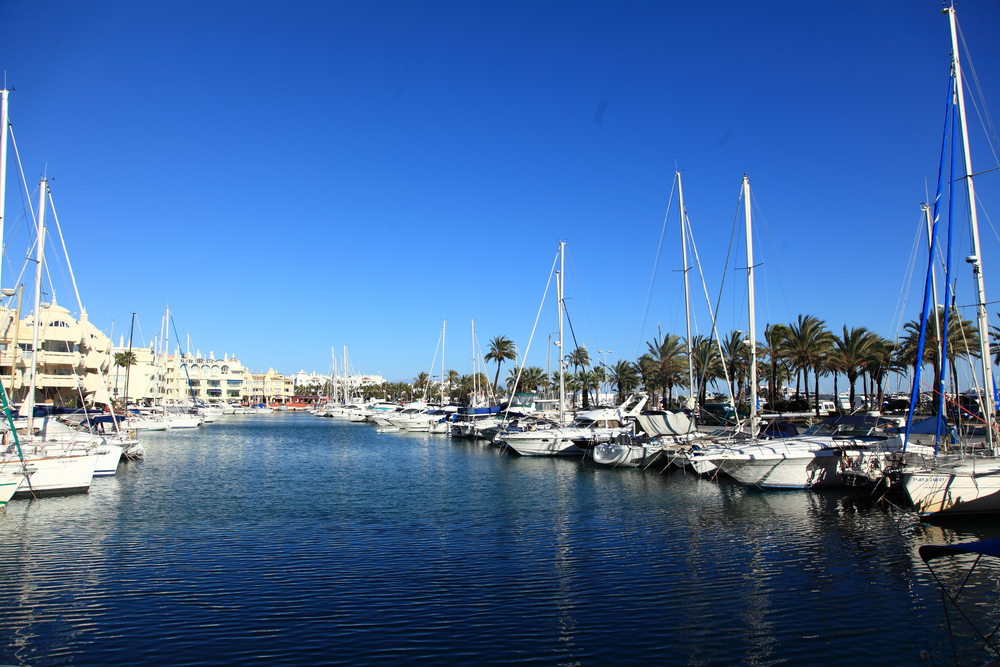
[{"x1": 2, "y1": 413, "x2": 999, "y2": 666}]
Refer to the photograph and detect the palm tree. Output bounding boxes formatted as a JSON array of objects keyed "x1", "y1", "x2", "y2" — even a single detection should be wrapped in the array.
[
  {"x1": 114, "y1": 351, "x2": 137, "y2": 368},
  {"x1": 575, "y1": 368, "x2": 602, "y2": 409},
  {"x1": 446, "y1": 369, "x2": 460, "y2": 400},
  {"x1": 721, "y1": 330, "x2": 749, "y2": 406},
  {"x1": 484, "y1": 336, "x2": 517, "y2": 394},
  {"x1": 505, "y1": 366, "x2": 545, "y2": 395},
  {"x1": 608, "y1": 360, "x2": 640, "y2": 404},
  {"x1": 645, "y1": 334, "x2": 687, "y2": 408},
  {"x1": 898, "y1": 307, "x2": 979, "y2": 414},
  {"x1": 785, "y1": 315, "x2": 833, "y2": 411},
  {"x1": 690, "y1": 335, "x2": 722, "y2": 408},
  {"x1": 833, "y1": 326, "x2": 874, "y2": 413},
  {"x1": 763, "y1": 323, "x2": 788, "y2": 406}
]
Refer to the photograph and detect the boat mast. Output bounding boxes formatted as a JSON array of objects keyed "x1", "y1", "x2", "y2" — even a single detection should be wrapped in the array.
[
  {"x1": 0, "y1": 88, "x2": 8, "y2": 295},
  {"x1": 26, "y1": 178, "x2": 47, "y2": 435},
  {"x1": 557, "y1": 241, "x2": 566, "y2": 426},
  {"x1": 947, "y1": 4, "x2": 995, "y2": 453},
  {"x1": 677, "y1": 172, "x2": 695, "y2": 413},
  {"x1": 922, "y1": 203, "x2": 944, "y2": 354},
  {"x1": 743, "y1": 175, "x2": 759, "y2": 436},
  {"x1": 470, "y1": 319, "x2": 477, "y2": 406},
  {"x1": 441, "y1": 320, "x2": 446, "y2": 404},
  {"x1": 343, "y1": 344, "x2": 348, "y2": 401},
  {"x1": 163, "y1": 306, "x2": 170, "y2": 412}
]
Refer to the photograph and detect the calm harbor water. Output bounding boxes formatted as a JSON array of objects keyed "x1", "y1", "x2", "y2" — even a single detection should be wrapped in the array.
[{"x1": 1, "y1": 413, "x2": 999, "y2": 666}]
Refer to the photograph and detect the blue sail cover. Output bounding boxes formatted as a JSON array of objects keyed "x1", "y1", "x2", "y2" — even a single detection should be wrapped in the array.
[
  {"x1": 457, "y1": 405, "x2": 502, "y2": 416},
  {"x1": 908, "y1": 415, "x2": 948, "y2": 435}
]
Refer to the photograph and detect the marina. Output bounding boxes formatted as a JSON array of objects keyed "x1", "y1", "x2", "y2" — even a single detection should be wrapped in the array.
[
  {"x1": 1, "y1": 1, "x2": 1000, "y2": 664},
  {"x1": 1, "y1": 412, "x2": 999, "y2": 666}
]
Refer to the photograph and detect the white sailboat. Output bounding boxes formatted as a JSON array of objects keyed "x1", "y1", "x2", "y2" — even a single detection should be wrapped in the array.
[
  {"x1": 6, "y1": 177, "x2": 98, "y2": 497},
  {"x1": 901, "y1": 3, "x2": 1000, "y2": 518}
]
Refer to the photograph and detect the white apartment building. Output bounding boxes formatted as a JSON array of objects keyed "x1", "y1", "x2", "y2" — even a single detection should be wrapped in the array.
[{"x1": 0, "y1": 303, "x2": 114, "y2": 408}]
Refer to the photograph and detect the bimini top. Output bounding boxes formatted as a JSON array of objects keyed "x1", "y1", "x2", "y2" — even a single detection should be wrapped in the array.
[{"x1": 919, "y1": 539, "x2": 1000, "y2": 563}]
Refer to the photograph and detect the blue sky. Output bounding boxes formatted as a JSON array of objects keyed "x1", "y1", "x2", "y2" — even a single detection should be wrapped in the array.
[{"x1": 1, "y1": 1, "x2": 999, "y2": 388}]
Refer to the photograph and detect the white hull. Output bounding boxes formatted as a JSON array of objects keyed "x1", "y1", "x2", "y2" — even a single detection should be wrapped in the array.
[
  {"x1": 0, "y1": 468, "x2": 25, "y2": 508},
  {"x1": 903, "y1": 457, "x2": 1000, "y2": 518},
  {"x1": 591, "y1": 442, "x2": 664, "y2": 468},
  {"x1": 503, "y1": 434, "x2": 584, "y2": 456},
  {"x1": 11, "y1": 452, "x2": 97, "y2": 498},
  {"x1": 717, "y1": 451, "x2": 842, "y2": 489},
  {"x1": 93, "y1": 444, "x2": 123, "y2": 476}
]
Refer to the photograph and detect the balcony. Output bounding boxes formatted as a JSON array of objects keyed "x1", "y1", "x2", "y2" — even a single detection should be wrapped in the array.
[{"x1": 36, "y1": 373, "x2": 80, "y2": 388}]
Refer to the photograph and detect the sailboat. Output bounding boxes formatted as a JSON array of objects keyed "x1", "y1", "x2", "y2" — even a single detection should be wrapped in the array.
[
  {"x1": 500, "y1": 243, "x2": 642, "y2": 456},
  {"x1": 682, "y1": 176, "x2": 916, "y2": 488},
  {"x1": 3, "y1": 178, "x2": 100, "y2": 497},
  {"x1": 900, "y1": 4, "x2": 1000, "y2": 518},
  {"x1": 593, "y1": 171, "x2": 699, "y2": 468}
]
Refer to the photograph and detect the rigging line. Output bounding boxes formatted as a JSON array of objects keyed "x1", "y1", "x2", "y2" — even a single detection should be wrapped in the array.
[
  {"x1": 168, "y1": 314, "x2": 198, "y2": 404},
  {"x1": 7, "y1": 125, "x2": 36, "y2": 234},
  {"x1": 45, "y1": 191, "x2": 84, "y2": 315},
  {"x1": 957, "y1": 21, "x2": 1000, "y2": 168},
  {"x1": 636, "y1": 176, "x2": 678, "y2": 358},
  {"x1": 891, "y1": 212, "x2": 928, "y2": 341},
  {"x1": 685, "y1": 202, "x2": 738, "y2": 418},
  {"x1": 421, "y1": 326, "x2": 443, "y2": 401},
  {"x1": 503, "y1": 249, "x2": 559, "y2": 428},
  {"x1": 975, "y1": 189, "x2": 1000, "y2": 247},
  {"x1": 747, "y1": 186, "x2": 792, "y2": 324}
]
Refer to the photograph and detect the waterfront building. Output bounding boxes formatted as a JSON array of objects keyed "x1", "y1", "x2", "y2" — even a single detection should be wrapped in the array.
[
  {"x1": 246, "y1": 369, "x2": 294, "y2": 405},
  {"x1": 108, "y1": 349, "x2": 255, "y2": 406},
  {"x1": 0, "y1": 303, "x2": 115, "y2": 408}
]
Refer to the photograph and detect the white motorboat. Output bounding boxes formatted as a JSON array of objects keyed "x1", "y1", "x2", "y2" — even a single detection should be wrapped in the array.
[{"x1": 499, "y1": 406, "x2": 635, "y2": 457}]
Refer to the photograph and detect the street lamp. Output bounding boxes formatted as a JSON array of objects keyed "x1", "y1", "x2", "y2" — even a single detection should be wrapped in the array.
[{"x1": 597, "y1": 350, "x2": 612, "y2": 401}]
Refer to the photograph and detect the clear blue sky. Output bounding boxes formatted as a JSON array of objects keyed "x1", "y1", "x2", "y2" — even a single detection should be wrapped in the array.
[{"x1": 1, "y1": 1, "x2": 999, "y2": 389}]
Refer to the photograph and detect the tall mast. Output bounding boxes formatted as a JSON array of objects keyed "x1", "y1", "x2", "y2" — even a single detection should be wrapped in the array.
[
  {"x1": 343, "y1": 344, "x2": 348, "y2": 401},
  {"x1": 441, "y1": 320, "x2": 446, "y2": 404},
  {"x1": 946, "y1": 4, "x2": 995, "y2": 452},
  {"x1": 922, "y1": 203, "x2": 944, "y2": 359},
  {"x1": 0, "y1": 88, "x2": 8, "y2": 295},
  {"x1": 123, "y1": 312, "x2": 135, "y2": 408},
  {"x1": 163, "y1": 305, "x2": 170, "y2": 409},
  {"x1": 330, "y1": 345, "x2": 346, "y2": 402},
  {"x1": 557, "y1": 241, "x2": 566, "y2": 425},
  {"x1": 743, "y1": 175, "x2": 759, "y2": 436},
  {"x1": 677, "y1": 172, "x2": 695, "y2": 411},
  {"x1": 26, "y1": 178, "x2": 47, "y2": 434},
  {"x1": 471, "y1": 319, "x2": 477, "y2": 405}
]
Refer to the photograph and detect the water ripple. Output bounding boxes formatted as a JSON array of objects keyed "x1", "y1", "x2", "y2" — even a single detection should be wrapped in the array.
[{"x1": 0, "y1": 414, "x2": 998, "y2": 665}]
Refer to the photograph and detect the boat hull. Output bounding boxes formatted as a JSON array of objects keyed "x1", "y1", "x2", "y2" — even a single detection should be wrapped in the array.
[
  {"x1": 12, "y1": 453, "x2": 97, "y2": 498},
  {"x1": 903, "y1": 462, "x2": 1000, "y2": 518}
]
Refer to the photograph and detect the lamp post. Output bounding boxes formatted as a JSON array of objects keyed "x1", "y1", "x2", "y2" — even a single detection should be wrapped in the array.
[{"x1": 597, "y1": 350, "x2": 612, "y2": 402}]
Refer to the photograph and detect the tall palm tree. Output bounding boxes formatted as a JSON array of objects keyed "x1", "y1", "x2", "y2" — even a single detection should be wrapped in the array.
[
  {"x1": 721, "y1": 330, "x2": 750, "y2": 406},
  {"x1": 484, "y1": 336, "x2": 517, "y2": 394},
  {"x1": 690, "y1": 335, "x2": 722, "y2": 408},
  {"x1": 646, "y1": 334, "x2": 687, "y2": 408},
  {"x1": 575, "y1": 368, "x2": 602, "y2": 409},
  {"x1": 446, "y1": 369, "x2": 460, "y2": 400},
  {"x1": 833, "y1": 326, "x2": 874, "y2": 413},
  {"x1": 763, "y1": 323, "x2": 788, "y2": 406},
  {"x1": 785, "y1": 314, "x2": 833, "y2": 411},
  {"x1": 114, "y1": 350, "x2": 137, "y2": 368},
  {"x1": 505, "y1": 366, "x2": 545, "y2": 395},
  {"x1": 898, "y1": 307, "x2": 979, "y2": 413},
  {"x1": 608, "y1": 360, "x2": 640, "y2": 404}
]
